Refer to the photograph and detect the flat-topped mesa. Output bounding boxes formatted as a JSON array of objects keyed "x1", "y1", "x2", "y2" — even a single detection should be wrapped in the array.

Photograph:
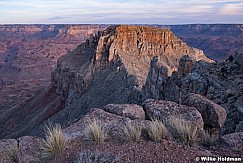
[{"x1": 95, "y1": 25, "x2": 213, "y2": 86}]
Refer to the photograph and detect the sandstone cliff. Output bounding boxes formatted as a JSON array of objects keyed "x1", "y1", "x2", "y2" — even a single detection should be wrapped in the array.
[{"x1": 0, "y1": 25, "x2": 212, "y2": 138}]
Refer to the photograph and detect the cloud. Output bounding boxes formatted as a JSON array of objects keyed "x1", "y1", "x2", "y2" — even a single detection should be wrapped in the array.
[
  {"x1": 48, "y1": 16, "x2": 65, "y2": 21},
  {"x1": 220, "y1": 2, "x2": 243, "y2": 15},
  {"x1": 0, "y1": 0, "x2": 242, "y2": 24}
]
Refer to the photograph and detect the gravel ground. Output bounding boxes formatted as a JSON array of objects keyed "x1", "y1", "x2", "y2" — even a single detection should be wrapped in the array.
[{"x1": 51, "y1": 137, "x2": 242, "y2": 163}]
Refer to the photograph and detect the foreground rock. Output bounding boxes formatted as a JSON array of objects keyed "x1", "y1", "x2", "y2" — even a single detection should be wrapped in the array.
[
  {"x1": 182, "y1": 93, "x2": 227, "y2": 129},
  {"x1": 18, "y1": 136, "x2": 42, "y2": 163},
  {"x1": 0, "y1": 136, "x2": 41, "y2": 163},
  {"x1": 102, "y1": 104, "x2": 145, "y2": 120},
  {"x1": 64, "y1": 108, "x2": 148, "y2": 141},
  {"x1": 0, "y1": 139, "x2": 18, "y2": 163},
  {"x1": 143, "y1": 99, "x2": 204, "y2": 129},
  {"x1": 220, "y1": 132, "x2": 243, "y2": 147},
  {"x1": 144, "y1": 54, "x2": 243, "y2": 134}
]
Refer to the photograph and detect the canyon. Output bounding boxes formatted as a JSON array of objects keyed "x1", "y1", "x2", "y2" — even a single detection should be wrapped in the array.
[
  {"x1": 1, "y1": 24, "x2": 243, "y2": 116},
  {"x1": 0, "y1": 25, "x2": 242, "y2": 163}
]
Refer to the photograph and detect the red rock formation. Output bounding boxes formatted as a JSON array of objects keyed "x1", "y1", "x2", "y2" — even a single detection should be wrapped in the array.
[{"x1": 0, "y1": 25, "x2": 212, "y2": 138}]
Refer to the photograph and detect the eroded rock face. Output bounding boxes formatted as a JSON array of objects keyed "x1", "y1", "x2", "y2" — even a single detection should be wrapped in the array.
[
  {"x1": 143, "y1": 99, "x2": 204, "y2": 129},
  {"x1": 0, "y1": 25, "x2": 212, "y2": 138},
  {"x1": 95, "y1": 25, "x2": 212, "y2": 84},
  {"x1": 182, "y1": 93, "x2": 227, "y2": 129}
]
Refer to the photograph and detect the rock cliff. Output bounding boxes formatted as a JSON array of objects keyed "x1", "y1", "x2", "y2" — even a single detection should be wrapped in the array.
[{"x1": 0, "y1": 25, "x2": 212, "y2": 138}]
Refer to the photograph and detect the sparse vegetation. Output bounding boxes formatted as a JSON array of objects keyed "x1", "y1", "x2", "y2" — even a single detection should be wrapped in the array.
[
  {"x1": 76, "y1": 150, "x2": 119, "y2": 163},
  {"x1": 40, "y1": 124, "x2": 67, "y2": 159},
  {"x1": 85, "y1": 121, "x2": 106, "y2": 144},
  {"x1": 203, "y1": 130, "x2": 217, "y2": 147},
  {"x1": 146, "y1": 119, "x2": 168, "y2": 143},
  {"x1": 166, "y1": 117, "x2": 198, "y2": 146},
  {"x1": 231, "y1": 141, "x2": 242, "y2": 153},
  {"x1": 117, "y1": 121, "x2": 142, "y2": 143},
  {"x1": 7, "y1": 144, "x2": 20, "y2": 163}
]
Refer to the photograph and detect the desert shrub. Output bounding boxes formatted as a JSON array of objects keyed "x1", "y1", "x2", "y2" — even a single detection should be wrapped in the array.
[
  {"x1": 75, "y1": 150, "x2": 119, "y2": 163},
  {"x1": 203, "y1": 130, "x2": 217, "y2": 147},
  {"x1": 117, "y1": 121, "x2": 142, "y2": 143},
  {"x1": 40, "y1": 124, "x2": 67, "y2": 159},
  {"x1": 7, "y1": 145, "x2": 20, "y2": 163},
  {"x1": 231, "y1": 141, "x2": 242, "y2": 153},
  {"x1": 166, "y1": 117, "x2": 198, "y2": 146},
  {"x1": 146, "y1": 119, "x2": 168, "y2": 143},
  {"x1": 85, "y1": 121, "x2": 106, "y2": 144}
]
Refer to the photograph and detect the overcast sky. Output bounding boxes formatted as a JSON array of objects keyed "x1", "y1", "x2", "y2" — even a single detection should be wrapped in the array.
[{"x1": 0, "y1": 0, "x2": 242, "y2": 24}]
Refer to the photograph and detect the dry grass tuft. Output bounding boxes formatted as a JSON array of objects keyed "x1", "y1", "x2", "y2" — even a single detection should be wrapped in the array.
[
  {"x1": 117, "y1": 121, "x2": 142, "y2": 143},
  {"x1": 231, "y1": 141, "x2": 242, "y2": 153},
  {"x1": 203, "y1": 130, "x2": 217, "y2": 147},
  {"x1": 76, "y1": 150, "x2": 120, "y2": 163},
  {"x1": 146, "y1": 119, "x2": 168, "y2": 143},
  {"x1": 40, "y1": 124, "x2": 67, "y2": 159},
  {"x1": 85, "y1": 121, "x2": 106, "y2": 144},
  {"x1": 166, "y1": 117, "x2": 198, "y2": 146}
]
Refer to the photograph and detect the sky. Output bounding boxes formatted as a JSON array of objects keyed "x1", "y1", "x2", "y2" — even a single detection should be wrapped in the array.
[{"x1": 0, "y1": 0, "x2": 243, "y2": 24}]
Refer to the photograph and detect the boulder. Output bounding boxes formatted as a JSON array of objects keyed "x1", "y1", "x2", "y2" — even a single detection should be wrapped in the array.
[
  {"x1": 18, "y1": 136, "x2": 42, "y2": 163},
  {"x1": 143, "y1": 99, "x2": 204, "y2": 129},
  {"x1": 102, "y1": 104, "x2": 145, "y2": 120},
  {"x1": 0, "y1": 139, "x2": 18, "y2": 163},
  {"x1": 234, "y1": 53, "x2": 243, "y2": 68},
  {"x1": 182, "y1": 93, "x2": 227, "y2": 129},
  {"x1": 236, "y1": 121, "x2": 243, "y2": 132},
  {"x1": 64, "y1": 108, "x2": 150, "y2": 141},
  {"x1": 220, "y1": 132, "x2": 243, "y2": 147}
]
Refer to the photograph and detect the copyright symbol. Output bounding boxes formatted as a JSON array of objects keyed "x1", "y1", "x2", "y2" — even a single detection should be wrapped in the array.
[{"x1": 196, "y1": 157, "x2": 200, "y2": 161}]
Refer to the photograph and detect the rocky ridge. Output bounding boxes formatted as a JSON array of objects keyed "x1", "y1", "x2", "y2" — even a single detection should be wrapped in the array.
[
  {"x1": 0, "y1": 25, "x2": 242, "y2": 162},
  {"x1": 0, "y1": 25, "x2": 211, "y2": 138}
]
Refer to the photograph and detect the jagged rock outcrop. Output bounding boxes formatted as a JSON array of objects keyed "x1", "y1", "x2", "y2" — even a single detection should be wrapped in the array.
[
  {"x1": 144, "y1": 54, "x2": 243, "y2": 134},
  {"x1": 143, "y1": 99, "x2": 204, "y2": 129},
  {"x1": 234, "y1": 53, "x2": 243, "y2": 69},
  {"x1": 0, "y1": 25, "x2": 212, "y2": 138}
]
